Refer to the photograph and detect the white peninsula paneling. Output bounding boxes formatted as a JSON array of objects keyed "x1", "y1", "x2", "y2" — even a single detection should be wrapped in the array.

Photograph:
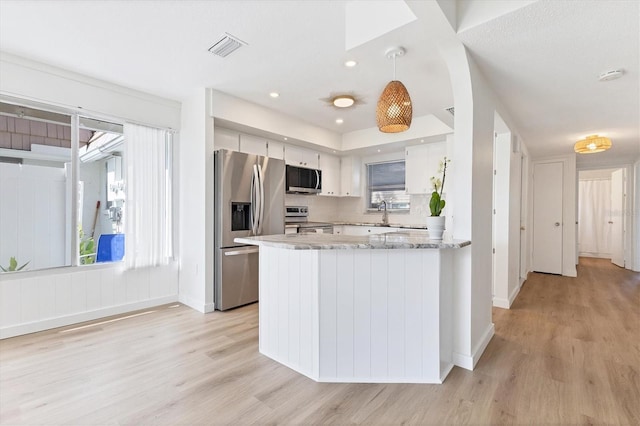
[{"x1": 258, "y1": 246, "x2": 455, "y2": 384}]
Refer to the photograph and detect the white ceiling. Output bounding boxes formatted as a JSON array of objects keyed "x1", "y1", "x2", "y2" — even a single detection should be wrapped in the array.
[{"x1": 0, "y1": 0, "x2": 638, "y2": 166}]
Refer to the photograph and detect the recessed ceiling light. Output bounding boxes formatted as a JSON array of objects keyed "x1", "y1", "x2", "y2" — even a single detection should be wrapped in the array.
[
  {"x1": 344, "y1": 60, "x2": 357, "y2": 68},
  {"x1": 335, "y1": 118, "x2": 344, "y2": 124},
  {"x1": 598, "y1": 69, "x2": 624, "y2": 82},
  {"x1": 333, "y1": 95, "x2": 355, "y2": 108},
  {"x1": 377, "y1": 149, "x2": 381, "y2": 153},
  {"x1": 269, "y1": 92, "x2": 280, "y2": 98},
  {"x1": 283, "y1": 137, "x2": 288, "y2": 141}
]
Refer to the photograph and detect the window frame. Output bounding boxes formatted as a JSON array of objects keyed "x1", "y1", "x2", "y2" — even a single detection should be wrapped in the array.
[
  {"x1": 0, "y1": 96, "x2": 174, "y2": 273},
  {"x1": 365, "y1": 159, "x2": 410, "y2": 213}
]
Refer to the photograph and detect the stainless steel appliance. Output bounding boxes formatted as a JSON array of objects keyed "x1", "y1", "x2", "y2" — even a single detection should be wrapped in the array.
[
  {"x1": 285, "y1": 206, "x2": 333, "y2": 234},
  {"x1": 214, "y1": 149, "x2": 285, "y2": 310},
  {"x1": 285, "y1": 165, "x2": 322, "y2": 194}
]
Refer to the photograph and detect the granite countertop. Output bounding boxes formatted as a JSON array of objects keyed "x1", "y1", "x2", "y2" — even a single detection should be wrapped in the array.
[
  {"x1": 331, "y1": 222, "x2": 429, "y2": 230},
  {"x1": 235, "y1": 232, "x2": 470, "y2": 250}
]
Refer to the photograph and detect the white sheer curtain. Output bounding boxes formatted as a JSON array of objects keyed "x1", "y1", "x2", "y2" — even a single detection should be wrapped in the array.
[
  {"x1": 578, "y1": 179, "x2": 611, "y2": 257},
  {"x1": 124, "y1": 123, "x2": 173, "y2": 268}
]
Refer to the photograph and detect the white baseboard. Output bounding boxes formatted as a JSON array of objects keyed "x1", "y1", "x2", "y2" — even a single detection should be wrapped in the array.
[
  {"x1": 0, "y1": 295, "x2": 178, "y2": 339},
  {"x1": 493, "y1": 297, "x2": 510, "y2": 309},
  {"x1": 508, "y1": 284, "x2": 521, "y2": 306},
  {"x1": 452, "y1": 323, "x2": 495, "y2": 370},
  {"x1": 493, "y1": 283, "x2": 521, "y2": 309},
  {"x1": 178, "y1": 294, "x2": 213, "y2": 313}
]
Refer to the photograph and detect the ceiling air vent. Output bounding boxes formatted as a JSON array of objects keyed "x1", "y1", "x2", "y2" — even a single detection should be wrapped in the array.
[
  {"x1": 445, "y1": 106, "x2": 455, "y2": 116},
  {"x1": 208, "y1": 33, "x2": 247, "y2": 58}
]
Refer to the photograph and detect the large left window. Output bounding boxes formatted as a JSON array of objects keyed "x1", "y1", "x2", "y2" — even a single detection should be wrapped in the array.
[{"x1": 0, "y1": 101, "x2": 126, "y2": 272}]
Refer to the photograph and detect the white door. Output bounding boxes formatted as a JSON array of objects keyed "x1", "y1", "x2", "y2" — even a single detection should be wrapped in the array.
[
  {"x1": 519, "y1": 154, "x2": 529, "y2": 282},
  {"x1": 532, "y1": 162, "x2": 563, "y2": 274},
  {"x1": 610, "y1": 169, "x2": 624, "y2": 267}
]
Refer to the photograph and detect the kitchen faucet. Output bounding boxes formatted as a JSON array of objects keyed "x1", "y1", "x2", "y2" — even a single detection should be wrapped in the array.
[{"x1": 378, "y1": 200, "x2": 389, "y2": 225}]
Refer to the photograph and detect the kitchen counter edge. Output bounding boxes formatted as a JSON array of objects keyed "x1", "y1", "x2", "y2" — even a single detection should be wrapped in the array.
[{"x1": 235, "y1": 233, "x2": 471, "y2": 250}]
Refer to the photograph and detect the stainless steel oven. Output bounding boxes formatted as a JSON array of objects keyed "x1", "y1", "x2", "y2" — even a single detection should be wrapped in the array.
[{"x1": 285, "y1": 206, "x2": 333, "y2": 234}]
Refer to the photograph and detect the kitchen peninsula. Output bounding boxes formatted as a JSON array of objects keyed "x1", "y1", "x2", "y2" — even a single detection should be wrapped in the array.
[{"x1": 235, "y1": 232, "x2": 471, "y2": 384}]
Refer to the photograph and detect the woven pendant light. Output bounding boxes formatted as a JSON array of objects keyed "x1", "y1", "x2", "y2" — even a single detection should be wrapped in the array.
[
  {"x1": 574, "y1": 135, "x2": 612, "y2": 154},
  {"x1": 377, "y1": 47, "x2": 412, "y2": 133}
]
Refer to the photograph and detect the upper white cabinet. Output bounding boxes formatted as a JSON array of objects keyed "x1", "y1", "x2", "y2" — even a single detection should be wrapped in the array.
[
  {"x1": 239, "y1": 133, "x2": 268, "y2": 156},
  {"x1": 340, "y1": 156, "x2": 361, "y2": 197},
  {"x1": 239, "y1": 134, "x2": 285, "y2": 159},
  {"x1": 214, "y1": 127, "x2": 239, "y2": 151},
  {"x1": 319, "y1": 154, "x2": 340, "y2": 196},
  {"x1": 285, "y1": 145, "x2": 319, "y2": 169},
  {"x1": 267, "y1": 140, "x2": 284, "y2": 160},
  {"x1": 405, "y1": 141, "x2": 447, "y2": 194}
]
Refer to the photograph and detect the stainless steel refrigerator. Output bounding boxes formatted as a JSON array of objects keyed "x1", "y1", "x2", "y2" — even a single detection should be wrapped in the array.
[{"x1": 214, "y1": 149, "x2": 285, "y2": 310}]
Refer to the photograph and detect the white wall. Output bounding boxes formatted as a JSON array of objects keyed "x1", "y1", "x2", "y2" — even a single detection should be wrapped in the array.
[
  {"x1": 177, "y1": 89, "x2": 213, "y2": 313},
  {"x1": 635, "y1": 160, "x2": 640, "y2": 271},
  {"x1": 493, "y1": 130, "x2": 525, "y2": 309},
  {"x1": 0, "y1": 262, "x2": 178, "y2": 338},
  {"x1": 437, "y1": 39, "x2": 496, "y2": 369},
  {"x1": 341, "y1": 115, "x2": 452, "y2": 152},
  {"x1": 0, "y1": 54, "x2": 182, "y2": 338},
  {"x1": 209, "y1": 90, "x2": 341, "y2": 151},
  {"x1": 0, "y1": 53, "x2": 180, "y2": 130}
]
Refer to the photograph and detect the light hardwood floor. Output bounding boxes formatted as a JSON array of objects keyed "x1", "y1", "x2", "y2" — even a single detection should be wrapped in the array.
[{"x1": 1, "y1": 257, "x2": 638, "y2": 425}]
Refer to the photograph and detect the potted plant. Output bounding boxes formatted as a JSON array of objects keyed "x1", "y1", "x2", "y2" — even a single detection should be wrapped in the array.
[
  {"x1": 0, "y1": 256, "x2": 29, "y2": 272},
  {"x1": 427, "y1": 157, "x2": 450, "y2": 240}
]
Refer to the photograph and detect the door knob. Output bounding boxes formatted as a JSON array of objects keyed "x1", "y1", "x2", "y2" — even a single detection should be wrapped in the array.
[
  {"x1": 554, "y1": 222, "x2": 560, "y2": 227},
  {"x1": 608, "y1": 221, "x2": 614, "y2": 224}
]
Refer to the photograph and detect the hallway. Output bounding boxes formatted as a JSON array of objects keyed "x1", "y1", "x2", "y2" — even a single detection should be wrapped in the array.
[{"x1": 1, "y1": 258, "x2": 638, "y2": 424}]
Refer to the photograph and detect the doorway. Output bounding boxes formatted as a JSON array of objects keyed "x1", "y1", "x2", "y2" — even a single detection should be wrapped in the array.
[{"x1": 577, "y1": 168, "x2": 625, "y2": 267}]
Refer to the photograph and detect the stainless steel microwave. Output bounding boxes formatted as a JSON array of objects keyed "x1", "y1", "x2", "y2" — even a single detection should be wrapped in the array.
[{"x1": 286, "y1": 165, "x2": 322, "y2": 194}]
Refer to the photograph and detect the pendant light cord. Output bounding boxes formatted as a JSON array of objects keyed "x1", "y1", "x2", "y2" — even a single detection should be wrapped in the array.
[{"x1": 393, "y1": 53, "x2": 397, "y2": 80}]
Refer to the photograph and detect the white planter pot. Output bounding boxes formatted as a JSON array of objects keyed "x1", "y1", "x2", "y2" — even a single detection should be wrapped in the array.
[{"x1": 426, "y1": 216, "x2": 446, "y2": 240}]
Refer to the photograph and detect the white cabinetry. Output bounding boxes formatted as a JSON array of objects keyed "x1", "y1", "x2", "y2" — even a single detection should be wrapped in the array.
[
  {"x1": 214, "y1": 127, "x2": 239, "y2": 151},
  {"x1": 319, "y1": 154, "x2": 340, "y2": 196},
  {"x1": 341, "y1": 225, "x2": 398, "y2": 236},
  {"x1": 239, "y1": 133, "x2": 267, "y2": 156},
  {"x1": 267, "y1": 140, "x2": 284, "y2": 160},
  {"x1": 285, "y1": 145, "x2": 319, "y2": 168},
  {"x1": 405, "y1": 141, "x2": 447, "y2": 194},
  {"x1": 340, "y1": 156, "x2": 361, "y2": 197},
  {"x1": 239, "y1": 134, "x2": 284, "y2": 159}
]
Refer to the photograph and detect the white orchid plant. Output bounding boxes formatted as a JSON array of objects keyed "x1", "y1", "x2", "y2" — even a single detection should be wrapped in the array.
[{"x1": 429, "y1": 157, "x2": 450, "y2": 217}]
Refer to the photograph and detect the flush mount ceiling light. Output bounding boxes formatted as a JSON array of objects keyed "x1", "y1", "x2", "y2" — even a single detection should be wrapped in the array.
[
  {"x1": 574, "y1": 135, "x2": 612, "y2": 154},
  {"x1": 320, "y1": 92, "x2": 363, "y2": 109},
  {"x1": 269, "y1": 92, "x2": 280, "y2": 98},
  {"x1": 344, "y1": 60, "x2": 357, "y2": 68},
  {"x1": 376, "y1": 47, "x2": 412, "y2": 133},
  {"x1": 332, "y1": 95, "x2": 355, "y2": 108}
]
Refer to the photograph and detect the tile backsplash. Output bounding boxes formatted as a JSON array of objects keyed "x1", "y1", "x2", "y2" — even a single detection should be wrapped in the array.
[{"x1": 285, "y1": 193, "x2": 432, "y2": 227}]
